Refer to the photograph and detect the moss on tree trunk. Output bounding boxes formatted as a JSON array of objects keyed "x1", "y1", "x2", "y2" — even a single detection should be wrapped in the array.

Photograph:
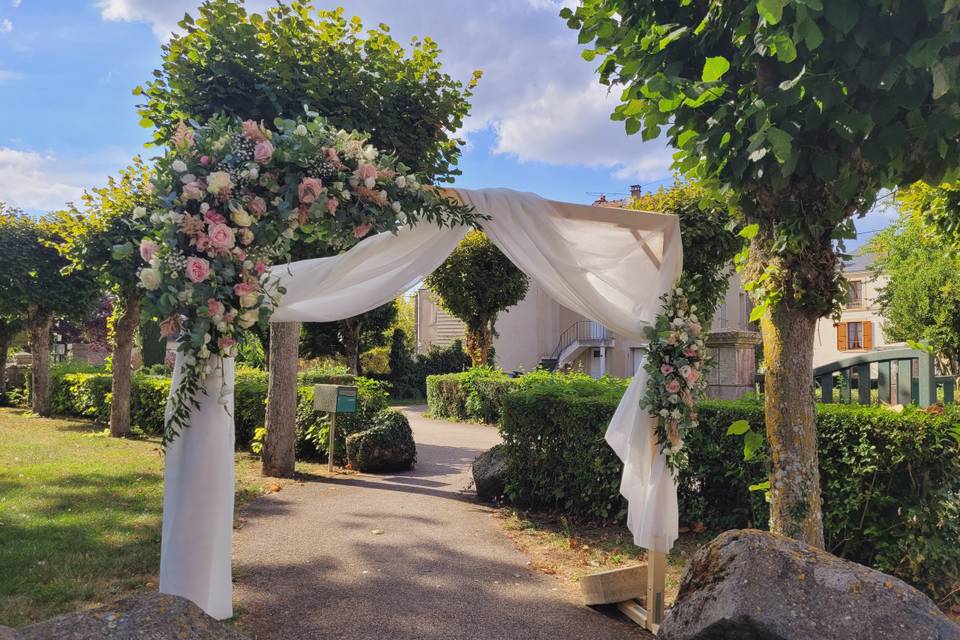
[
  {"x1": 262, "y1": 321, "x2": 300, "y2": 478},
  {"x1": 110, "y1": 292, "x2": 140, "y2": 437}
]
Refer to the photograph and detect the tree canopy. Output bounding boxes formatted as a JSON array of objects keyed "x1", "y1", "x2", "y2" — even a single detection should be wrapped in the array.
[
  {"x1": 870, "y1": 183, "x2": 960, "y2": 376},
  {"x1": 300, "y1": 302, "x2": 398, "y2": 375},
  {"x1": 425, "y1": 231, "x2": 529, "y2": 366},
  {"x1": 136, "y1": 0, "x2": 480, "y2": 183}
]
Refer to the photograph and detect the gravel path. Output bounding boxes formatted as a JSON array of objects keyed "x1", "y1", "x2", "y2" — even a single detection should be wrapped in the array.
[{"x1": 233, "y1": 406, "x2": 646, "y2": 640}]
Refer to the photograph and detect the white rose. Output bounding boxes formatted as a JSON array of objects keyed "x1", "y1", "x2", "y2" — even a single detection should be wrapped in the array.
[
  {"x1": 139, "y1": 267, "x2": 162, "y2": 290},
  {"x1": 230, "y1": 207, "x2": 253, "y2": 227},
  {"x1": 395, "y1": 175, "x2": 407, "y2": 189},
  {"x1": 238, "y1": 309, "x2": 259, "y2": 328},
  {"x1": 132, "y1": 206, "x2": 147, "y2": 219},
  {"x1": 362, "y1": 144, "x2": 378, "y2": 161},
  {"x1": 669, "y1": 394, "x2": 680, "y2": 404},
  {"x1": 294, "y1": 124, "x2": 308, "y2": 136},
  {"x1": 171, "y1": 159, "x2": 187, "y2": 173},
  {"x1": 391, "y1": 201, "x2": 402, "y2": 214},
  {"x1": 239, "y1": 292, "x2": 259, "y2": 308},
  {"x1": 180, "y1": 173, "x2": 196, "y2": 184},
  {"x1": 206, "y1": 171, "x2": 233, "y2": 193},
  {"x1": 364, "y1": 176, "x2": 376, "y2": 189}
]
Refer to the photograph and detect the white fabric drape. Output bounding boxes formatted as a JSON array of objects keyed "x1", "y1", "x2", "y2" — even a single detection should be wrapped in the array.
[
  {"x1": 160, "y1": 188, "x2": 681, "y2": 619},
  {"x1": 160, "y1": 354, "x2": 235, "y2": 620}
]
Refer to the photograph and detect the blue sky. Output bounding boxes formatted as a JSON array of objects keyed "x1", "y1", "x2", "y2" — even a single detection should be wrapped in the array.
[{"x1": 0, "y1": 0, "x2": 887, "y2": 248}]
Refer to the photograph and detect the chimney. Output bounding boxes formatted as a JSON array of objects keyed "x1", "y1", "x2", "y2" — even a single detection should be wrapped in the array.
[{"x1": 630, "y1": 184, "x2": 642, "y2": 200}]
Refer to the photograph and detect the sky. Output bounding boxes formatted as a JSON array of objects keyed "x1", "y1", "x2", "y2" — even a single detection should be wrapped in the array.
[{"x1": 0, "y1": 0, "x2": 889, "y2": 248}]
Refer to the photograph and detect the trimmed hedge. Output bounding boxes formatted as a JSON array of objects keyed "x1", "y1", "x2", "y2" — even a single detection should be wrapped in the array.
[
  {"x1": 499, "y1": 382, "x2": 960, "y2": 606},
  {"x1": 47, "y1": 366, "x2": 386, "y2": 453},
  {"x1": 426, "y1": 367, "x2": 518, "y2": 422}
]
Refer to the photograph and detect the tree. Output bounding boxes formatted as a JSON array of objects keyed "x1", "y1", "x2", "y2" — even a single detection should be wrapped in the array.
[
  {"x1": 566, "y1": 1, "x2": 960, "y2": 546},
  {"x1": 0, "y1": 315, "x2": 24, "y2": 403},
  {"x1": 49, "y1": 159, "x2": 157, "y2": 436},
  {"x1": 0, "y1": 209, "x2": 99, "y2": 416},
  {"x1": 140, "y1": 0, "x2": 479, "y2": 476},
  {"x1": 425, "y1": 231, "x2": 529, "y2": 366},
  {"x1": 629, "y1": 181, "x2": 741, "y2": 325},
  {"x1": 870, "y1": 183, "x2": 960, "y2": 377},
  {"x1": 300, "y1": 302, "x2": 398, "y2": 375}
]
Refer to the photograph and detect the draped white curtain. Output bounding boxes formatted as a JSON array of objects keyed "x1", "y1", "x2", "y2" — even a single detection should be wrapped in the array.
[{"x1": 159, "y1": 188, "x2": 682, "y2": 619}]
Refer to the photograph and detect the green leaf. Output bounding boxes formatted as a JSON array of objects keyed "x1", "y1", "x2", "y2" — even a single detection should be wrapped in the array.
[
  {"x1": 825, "y1": 0, "x2": 859, "y2": 35},
  {"x1": 799, "y1": 18, "x2": 824, "y2": 50},
  {"x1": 739, "y1": 223, "x2": 760, "y2": 240},
  {"x1": 138, "y1": 117, "x2": 155, "y2": 129},
  {"x1": 757, "y1": 0, "x2": 785, "y2": 24},
  {"x1": 111, "y1": 243, "x2": 134, "y2": 260},
  {"x1": 702, "y1": 56, "x2": 731, "y2": 82},
  {"x1": 749, "y1": 304, "x2": 767, "y2": 322},
  {"x1": 726, "y1": 419, "x2": 751, "y2": 435},
  {"x1": 743, "y1": 429, "x2": 765, "y2": 460},
  {"x1": 748, "y1": 480, "x2": 771, "y2": 492},
  {"x1": 765, "y1": 126, "x2": 794, "y2": 163},
  {"x1": 932, "y1": 62, "x2": 950, "y2": 100},
  {"x1": 771, "y1": 32, "x2": 798, "y2": 63},
  {"x1": 812, "y1": 154, "x2": 838, "y2": 180}
]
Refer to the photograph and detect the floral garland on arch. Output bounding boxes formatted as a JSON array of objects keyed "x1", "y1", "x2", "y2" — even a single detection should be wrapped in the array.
[
  {"x1": 639, "y1": 282, "x2": 711, "y2": 472},
  {"x1": 129, "y1": 115, "x2": 477, "y2": 445}
]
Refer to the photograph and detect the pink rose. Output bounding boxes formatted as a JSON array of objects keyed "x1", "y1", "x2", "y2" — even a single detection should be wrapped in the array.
[
  {"x1": 183, "y1": 181, "x2": 204, "y2": 200},
  {"x1": 248, "y1": 196, "x2": 267, "y2": 216},
  {"x1": 207, "y1": 223, "x2": 235, "y2": 251},
  {"x1": 683, "y1": 347, "x2": 698, "y2": 358},
  {"x1": 241, "y1": 119, "x2": 266, "y2": 142},
  {"x1": 254, "y1": 260, "x2": 267, "y2": 276},
  {"x1": 185, "y1": 256, "x2": 210, "y2": 283},
  {"x1": 665, "y1": 379, "x2": 682, "y2": 394},
  {"x1": 234, "y1": 281, "x2": 258, "y2": 297},
  {"x1": 254, "y1": 140, "x2": 274, "y2": 164},
  {"x1": 217, "y1": 336, "x2": 237, "y2": 350},
  {"x1": 139, "y1": 238, "x2": 158, "y2": 263},
  {"x1": 354, "y1": 222, "x2": 373, "y2": 239},
  {"x1": 207, "y1": 299, "x2": 224, "y2": 318},
  {"x1": 204, "y1": 209, "x2": 226, "y2": 224},
  {"x1": 200, "y1": 155, "x2": 210, "y2": 166},
  {"x1": 298, "y1": 177, "x2": 323, "y2": 204},
  {"x1": 685, "y1": 368, "x2": 700, "y2": 384},
  {"x1": 195, "y1": 234, "x2": 211, "y2": 252},
  {"x1": 325, "y1": 197, "x2": 339, "y2": 214},
  {"x1": 689, "y1": 321, "x2": 702, "y2": 337},
  {"x1": 233, "y1": 248, "x2": 247, "y2": 261},
  {"x1": 660, "y1": 364, "x2": 674, "y2": 376},
  {"x1": 325, "y1": 147, "x2": 344, "y2": 169},
  {"x1": 356, "y1": 163, "x2": 377, "y2": 181}
]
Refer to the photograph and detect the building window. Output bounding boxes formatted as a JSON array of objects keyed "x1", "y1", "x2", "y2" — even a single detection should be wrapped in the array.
[
  {"x1": 837, "y1": 320, "x2": 873, "y2": 351},
  {"x1": 847, "y1": 281, "x2": 863, "y2": 308}
]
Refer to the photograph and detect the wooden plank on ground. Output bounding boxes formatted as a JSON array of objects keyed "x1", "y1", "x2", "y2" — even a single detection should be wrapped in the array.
[{"x1": 581, "y1": 564, "x2": 648, "y2": 605}]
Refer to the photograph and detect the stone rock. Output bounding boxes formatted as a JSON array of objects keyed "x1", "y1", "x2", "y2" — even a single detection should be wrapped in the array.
[
  {"x1": 472, "y1": 444, "x2": 507, "y2": 501},
  {"x1": 0, "y1": 627, "x2": 16, "y2": 640},
  {"x1": 660, "y1": 529, "x2": 960, "y2": 640},
  {"x1": 345, "y1": 409, "x2": 416, "y2": 472},
  {"x1": 14, "y1": 592, "x2": 249, "y2": 640}
]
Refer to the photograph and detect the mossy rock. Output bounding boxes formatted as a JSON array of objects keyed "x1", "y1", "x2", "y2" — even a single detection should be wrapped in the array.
[{"x1": 345, "y1": 409, "x2": 416, "y2": 473}]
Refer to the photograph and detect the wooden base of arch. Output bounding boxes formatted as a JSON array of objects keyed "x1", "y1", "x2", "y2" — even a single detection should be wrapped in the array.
[{"x1": 581, "y1": 547, "x2": 666, "y2": 634}]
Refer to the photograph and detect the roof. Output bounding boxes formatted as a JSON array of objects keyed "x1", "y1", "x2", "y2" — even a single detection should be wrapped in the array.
[{"x1": 844, "y1": 252, "x2": 874, "y2": 273}]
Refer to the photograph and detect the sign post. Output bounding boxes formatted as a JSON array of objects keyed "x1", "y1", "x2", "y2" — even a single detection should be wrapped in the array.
[{"x1": 312, "y1": 384, "x2": 358, "y2": 473}]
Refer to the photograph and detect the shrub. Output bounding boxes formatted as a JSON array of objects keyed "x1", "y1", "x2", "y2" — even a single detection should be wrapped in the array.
[
  {"x1": 345, "y1": 409, "x2": 416, "y2": 472},
  {"x1": 392, "y1": 339, "x2": 470, "y2": 399},
  {"x1": 499, "y1": 388, "x2": 960, "y2": 606},
  {"x1": 294, "y1": 377, "x2": 389, "y2": 463},
  {"x1": 427, "y1": 367, "x2": 518, "y2": 422}
]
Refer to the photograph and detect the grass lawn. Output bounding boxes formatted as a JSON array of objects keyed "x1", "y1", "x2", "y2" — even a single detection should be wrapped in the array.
[{"x1": 0, "y1": 408, "x2": 279, "y2": 628}]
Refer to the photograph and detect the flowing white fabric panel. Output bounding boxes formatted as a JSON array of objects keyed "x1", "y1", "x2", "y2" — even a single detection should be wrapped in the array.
[
  {"x1": 160, "y1": 354, "x2": 235, "y2": 620},
  {"x1": 160, "y1": 187, "x2": 682, "y2": 619}
]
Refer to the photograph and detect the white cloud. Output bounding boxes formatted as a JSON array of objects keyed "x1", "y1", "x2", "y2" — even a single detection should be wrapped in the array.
[
  {"x1": 93, "y1": 0, "x2": 675, "y2": 183},
  {"x1": 11, "y1": 0, "x2": 21, "y2": 8},
  {"x1": 0, "y1": 18, "x2": 12, "y2": 33},
  {"x1": 0, "y1": 69, "x2": 21, "y2": 83},
  {"x1": 0, "y1": 147, "x2": 133, "y2": 212}
]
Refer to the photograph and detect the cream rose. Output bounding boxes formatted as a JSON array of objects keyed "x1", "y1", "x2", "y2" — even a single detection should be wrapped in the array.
[
  {"x1": 139, "y1": 267, "x2": 162, "y2": 290},
  {"x1": 230, "y1": 206, "x2": 253, "y2": 227},
  {"x1": 206, "y1": 171, "x2": 232, "y2": 194},
  {"x1": 238, "y1": 309, "x2": 259, "y2": 329},
  {"x1": 239, "y1": 292, "x2": 259, "y2": 308}
]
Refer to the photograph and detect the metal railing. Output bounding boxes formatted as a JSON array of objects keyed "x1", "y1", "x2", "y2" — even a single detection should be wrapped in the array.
[
  {"x1": 549, "y1": 321, "x2": 612, "y2": 361},
  {"x1": 755, "y1": 348, "x2": 956, "y2": 407}
]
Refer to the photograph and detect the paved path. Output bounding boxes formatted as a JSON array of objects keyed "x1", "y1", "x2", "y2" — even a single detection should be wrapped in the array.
[{"x1": 233, "y1": 407, "x2": 645, "y2": 640}]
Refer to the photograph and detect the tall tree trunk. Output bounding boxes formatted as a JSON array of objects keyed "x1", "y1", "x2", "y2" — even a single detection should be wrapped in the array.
[
  {"x1": 465, "y1": 315, "x2": 488, "y2": 367},
  {"x1": 28, "y1": 311, "x2": 53, "y2": 417},
  {"x1": 262, "y1": 321, "x2": 300, "y2": 478},
  {"x1": 342, "y1": 319, "x2": 361, "y2": 375},
  {"x1": 761, "y1": 303, "x2": 825, "y2": 548},
  {"x1": 0, "y1": 332, "x2": 10, "y2": 400},
  {"x1": 109, "y1": 292, "x2": 140, "y2": 438}
]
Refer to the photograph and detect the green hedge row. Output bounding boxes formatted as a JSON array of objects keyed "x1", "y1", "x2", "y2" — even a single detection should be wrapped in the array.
[
  {"x1": 499, "y1": 383, "x2": 960, "y2": 606},
  {"x1": 48, "y1": 367, "x2": 387, "y2": 453}
]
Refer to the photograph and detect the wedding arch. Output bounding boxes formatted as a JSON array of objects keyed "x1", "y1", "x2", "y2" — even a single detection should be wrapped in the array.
[{"x1": 158, "y1": 186, "x2": 683, "y2": 620}]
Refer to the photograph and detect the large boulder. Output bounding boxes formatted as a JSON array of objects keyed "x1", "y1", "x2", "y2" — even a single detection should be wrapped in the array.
[
  {"x1": 472, "y1": 444, "x2": 507, "y2": 500},
  {"x1": 660, "y1": 529, "x2": 960, "y2": 640},
  {"x1": 345, "y1": 409, "x2": 416, "y2": 472},
  {"x1": 13, "y1": 592, "x2": 249, "y2": 639}
]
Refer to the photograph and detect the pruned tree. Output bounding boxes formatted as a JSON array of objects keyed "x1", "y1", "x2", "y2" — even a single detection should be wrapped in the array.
[
  {"x1": 566, "y1": 0, "x2": 960, "y2": 546},
  {"x1": 0, "y1": 208, "x2": 99, "y2": 416},
  {"x1": 300, "y1": 302, "x2": 398, "y2": 375},
  {"x1": 49, "y1": 158, "x2": 157, "y2": 436},
  {"x1": 425, "y1": 230, "x2": 529, "y2": 366},
  {"x1": 139, "y1": 0, "x2": 479, "y2": 476}
]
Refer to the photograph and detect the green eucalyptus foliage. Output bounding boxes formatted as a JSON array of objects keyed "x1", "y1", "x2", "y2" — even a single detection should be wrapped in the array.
[
  {"x1": 425, "y1": 231, "x2": 529, "y2": 365},
  {"x1": 136, "y1": 0, "x2": 480, "y2": 183},
  {"x1": 564, "y1": 0, "x2": 960, "y2": 312},
  {"x1": 870, "y1": 183, "x2": 960, "y2": 376}
]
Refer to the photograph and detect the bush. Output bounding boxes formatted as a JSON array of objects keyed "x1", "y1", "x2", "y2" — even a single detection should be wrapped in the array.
[
  {"x1": 499, "y1": 387, "x2": 960, "y2": 606},
  {"x1": 345, "y1": 409, "x2": 416, "y2": 472},
  {"x1": 427, "y1": 367, "x2": 518, "y2": 422},
  {"x1": 391, "y1": 338, "x2": 470, "y2": 399},
  {"x1": 294, "y1": 377, "x2": 389, "y2": 463}
]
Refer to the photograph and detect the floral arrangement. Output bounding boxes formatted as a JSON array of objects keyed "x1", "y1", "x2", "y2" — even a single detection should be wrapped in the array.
[
  {"x1": 130, "y1": 115, "x2": 476, "y2": 445},
  {"x1": 639, "y1": 283, "x2": 710, "y2": 471}
]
